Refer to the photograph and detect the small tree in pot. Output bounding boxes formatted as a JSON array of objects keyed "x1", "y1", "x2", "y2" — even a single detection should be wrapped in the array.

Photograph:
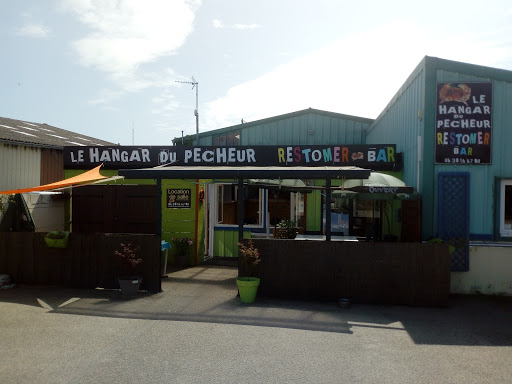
[
  {"x1": 114, "y1": 242, "x2": 143, "y2": 298},
  {"x1": 236, "y1": 239, "x2": 261, "y2": 303},
  {"x1": 171, "y1": 237, "x2": 193, "y2": 267}
]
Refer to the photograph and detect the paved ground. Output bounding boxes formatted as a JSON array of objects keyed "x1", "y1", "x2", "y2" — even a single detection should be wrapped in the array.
[{"x1": 1, "y1": 265, "x2": 511, "y2": 384}]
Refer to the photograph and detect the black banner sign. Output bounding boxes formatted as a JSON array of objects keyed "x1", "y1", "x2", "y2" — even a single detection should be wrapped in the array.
[
  {"x1": 167, "y1": 189, "x2": 191, "y2": 209},
  {"x1": 435, "y1": 82, "x2": 492, "y2": 164},
  {"x1": 64, "y1": 145, "x2": 399, "y2": 170}
]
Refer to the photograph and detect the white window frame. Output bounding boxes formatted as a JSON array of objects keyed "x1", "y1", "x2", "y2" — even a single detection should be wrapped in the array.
[
  {"x1": 217, "y1": 184, "x2": 224, "y2": 224},
  {"x1": 214, "y1": 183, "x2": 264, "y2": 228},
  {"x1": 499, "y1": 179, "x2": 512, "y2": 237}
]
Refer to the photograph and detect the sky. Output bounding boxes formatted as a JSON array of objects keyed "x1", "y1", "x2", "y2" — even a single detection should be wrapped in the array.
[{"x1": 2, "y1": 0, "x2": 512, "y2": 145}]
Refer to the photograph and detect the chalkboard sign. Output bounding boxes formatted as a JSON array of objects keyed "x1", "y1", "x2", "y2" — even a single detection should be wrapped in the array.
[{"x1": 167, "y1": 189, "x2": 191, "y2": 209}]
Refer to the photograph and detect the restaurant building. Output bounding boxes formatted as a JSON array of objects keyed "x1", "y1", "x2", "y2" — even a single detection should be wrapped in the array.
[{"x1": 64, "y1": 56, "x2": 512, "y2": 296}]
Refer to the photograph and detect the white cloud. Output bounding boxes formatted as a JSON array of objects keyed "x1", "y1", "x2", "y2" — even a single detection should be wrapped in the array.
[
  {"x1": 212, "y1": 19, "x2": 224, "y2": 29},
  {"x1": 211, "y1": 19, "x2": 261, "y2": 30},
  {"x1": 61, "y1": 0, "x2": 200, "y2": 93},
  {"x1": 203, "y1": 20, "x2": 512, "y2": 131},
  {"x1": 88, "y1": 89, "x2": 124, "y2": 106},
  {"x1": 151, "y1": 90, "x2": 181, "y2": 115},
  {"x1": 15, "y1": 23, "x2": 51, "y2": 38},
  {"x1": 233, "y1": 24, "x2": 261, "y2": 30}
]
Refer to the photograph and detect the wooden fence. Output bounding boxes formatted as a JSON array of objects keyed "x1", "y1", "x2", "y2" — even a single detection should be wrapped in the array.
[
  {"x1": 0, "y1": 233, "x2": 161, "y2": 292},
  {"x1": 239, "y1": 239, "x2": 450, "y2": 307}
]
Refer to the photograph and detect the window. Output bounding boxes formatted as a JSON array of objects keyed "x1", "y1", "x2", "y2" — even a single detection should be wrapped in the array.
[
  {"x1": 267, "y1": 189, "x2": 305, "y2": 229},
  {"x1": 322, "y1": 193, "x2": 381, "y2": 237},
  {"x1": 500, "y1": 180, "x2": 512, "y2": 237},
  {"x1": 212, "y1": 132, "x2": 240, "y2": 146},
  {"x1": 216, "y1": 184, "x2": 262, "y2": 226}
]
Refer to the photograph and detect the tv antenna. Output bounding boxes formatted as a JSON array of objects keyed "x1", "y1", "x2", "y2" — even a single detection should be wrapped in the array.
[{"x1": 175, "y1": 77, "x2": 199, "y2": 144}]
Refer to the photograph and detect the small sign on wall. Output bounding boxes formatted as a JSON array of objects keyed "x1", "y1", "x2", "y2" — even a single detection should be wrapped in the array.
[{"x1": 167, "y1": 189, "x2": 191, "y2": 208}]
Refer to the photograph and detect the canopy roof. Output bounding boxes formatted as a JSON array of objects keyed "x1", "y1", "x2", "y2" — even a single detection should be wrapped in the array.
[
  {"x1": 0, "y1": 164, "x2": 108, "y2": 195},
  {"x1": 118, "y1": 165, "x2": 371, "y2": 180}
]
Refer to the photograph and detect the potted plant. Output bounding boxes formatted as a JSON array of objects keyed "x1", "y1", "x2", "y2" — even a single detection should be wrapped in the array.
[
  {"x1": 44, "y1": 231, "x2": 70, "y2": 248},
  {"x1": 427, "y1": 236, "x2": 467, "y2": 255},
  {"x1": 114, "y1": 242, "x2": 143, "y2": 298},
  {"x1": 171, "y1": 237, "x2": 193, "y2": 267},
  {"x1": 275, "y1": 219, "x2": 298, "y2": 239},
  {"x1": 236, "y1": 239, "x2": 261, "y2": 303}
]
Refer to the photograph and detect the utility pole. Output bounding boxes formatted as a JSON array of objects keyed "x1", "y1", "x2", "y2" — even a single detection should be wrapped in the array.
[{"x1": 176, "y1": 77, "x2": 199, "y2": 144}]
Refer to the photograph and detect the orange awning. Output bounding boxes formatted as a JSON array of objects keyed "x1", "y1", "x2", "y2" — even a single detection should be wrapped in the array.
[{"x1": 0, "y1": 164, "x2": 108, "y2": 195}]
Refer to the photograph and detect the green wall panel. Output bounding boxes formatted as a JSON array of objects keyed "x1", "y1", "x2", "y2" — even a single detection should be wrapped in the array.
[
  {"x1": 213, "y1": 229, "x2": 251, "y2": 257},
  {"x1": 162, "y1": 179, "x2": 206, "y2": 264},
  {"x1": 306, "y1": 189, "x2": 321, "y2": 232}
]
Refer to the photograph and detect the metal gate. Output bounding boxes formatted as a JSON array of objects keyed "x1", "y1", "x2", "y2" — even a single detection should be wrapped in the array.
[{"x1": 438, "y1": 172, "x2": 470, "y2": 271}]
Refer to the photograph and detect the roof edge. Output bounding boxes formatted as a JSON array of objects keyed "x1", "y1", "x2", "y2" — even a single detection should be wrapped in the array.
[{"x1": 175, "y1": 108, "x2": 375, "y2": 143}]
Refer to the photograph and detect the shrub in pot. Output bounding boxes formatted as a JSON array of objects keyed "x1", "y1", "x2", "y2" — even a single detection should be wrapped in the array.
[
  {"x1": 171, "y1": 237, "x2": 193, "y2": 267},
  {"x1": 275, "y1": 219, "x2": 298, "y2": 239},
  {"x1": 237, "y1": 239, "x2": 261, "y2": 303},
  {"x1": 114, "y1": 242, "x2": 143, "y2": 298}
]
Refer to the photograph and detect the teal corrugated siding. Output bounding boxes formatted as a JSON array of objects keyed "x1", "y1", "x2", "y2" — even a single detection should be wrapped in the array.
[
  {"x1": 367, "y1": 57, "x2": 512, "y2": 238},
  {"x1": 198, "y1": 109, "x2": 371, "y2": 146},
  {"x1": 365, "y1": 64, "x2": 425, "y2": 190},
  {"x1": 241, "y1": 113, "x2": 367, "y2": 145},
  {"x1": 433, "y1": 69, "x2": 512, "y2": 237}
]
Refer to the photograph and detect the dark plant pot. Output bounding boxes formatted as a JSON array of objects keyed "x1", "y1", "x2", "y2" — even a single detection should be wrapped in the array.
[
  {"x1": 175, "y1": 253, "x2": 189, "y2": 268},
  {"x1": 118, "y1": 277, "x2": 143, "y2": 299}
]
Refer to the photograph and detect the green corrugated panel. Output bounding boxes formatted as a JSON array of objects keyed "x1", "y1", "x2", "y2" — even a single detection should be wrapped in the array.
[
  {"x1": 306, "y1": 189, "x2": 322, "y2": 232},
  {"x1": 213, "y1": 229, "x2": 250, "y2": 257}
]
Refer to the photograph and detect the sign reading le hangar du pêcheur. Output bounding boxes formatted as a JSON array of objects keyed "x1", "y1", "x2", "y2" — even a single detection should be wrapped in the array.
[
  {"x1": 64, "y1": 145, "x2": 400, "y2": 170},
  {"x1": 435, "y1": 82, "x2": 492, "y2": 165}
]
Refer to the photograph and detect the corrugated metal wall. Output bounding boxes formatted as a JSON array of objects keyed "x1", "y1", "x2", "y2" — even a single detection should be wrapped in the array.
[
  {"x1": 241, "y1": 114, "x2": 367, "y2": 145},
  {"x1": 433, "y1": 69, "x2": 512, "y2": 237},
  {"x1": 365, "y1": 57, "x2": 512, "y2": 239},
  {"x1": 199, "y1": 110, "x2": 370, "y2": 146},
  {"x1": 365, "y1": 67, "x2": 425, "y2": 190},
  {"x1": 0, "y1": 143, "x2": 41, "y2": 191}
]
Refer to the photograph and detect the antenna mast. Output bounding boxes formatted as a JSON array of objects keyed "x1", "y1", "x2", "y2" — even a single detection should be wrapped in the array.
[{"x1": 175, "y1": 77, "x2": 199, "y2": 144}]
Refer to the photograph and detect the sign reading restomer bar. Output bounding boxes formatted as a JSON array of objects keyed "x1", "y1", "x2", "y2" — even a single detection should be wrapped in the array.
[
  {"x1": 64, "y1": 145, "x2": 400, "y2": 171},
  {"x1": 435, "y1": 82, "x2": 492, "y2": 164}
]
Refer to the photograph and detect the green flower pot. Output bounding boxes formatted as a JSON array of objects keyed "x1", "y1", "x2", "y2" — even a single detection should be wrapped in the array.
[
  {"x1": 236, "y1": 277, "x2": 260, "y2": 303},
  {"x1": 44, "y1": 231, "x2": 69, "y2": 248}
]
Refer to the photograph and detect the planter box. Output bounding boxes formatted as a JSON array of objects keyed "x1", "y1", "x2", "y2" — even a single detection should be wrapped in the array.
[{"x1": 44, "y1": 231, "x2": 69, "y2": 248}]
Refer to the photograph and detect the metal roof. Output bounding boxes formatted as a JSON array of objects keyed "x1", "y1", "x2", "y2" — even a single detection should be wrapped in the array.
[
  {"x1": 118, "y1": 165, "x2": 371, "y2": 180},
  {"x1": 0, "y1": 116, "x2": 115, "y2": 148},
  {"x1": 173, "y1": 108, "x2": 374, "y2": 145}
]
